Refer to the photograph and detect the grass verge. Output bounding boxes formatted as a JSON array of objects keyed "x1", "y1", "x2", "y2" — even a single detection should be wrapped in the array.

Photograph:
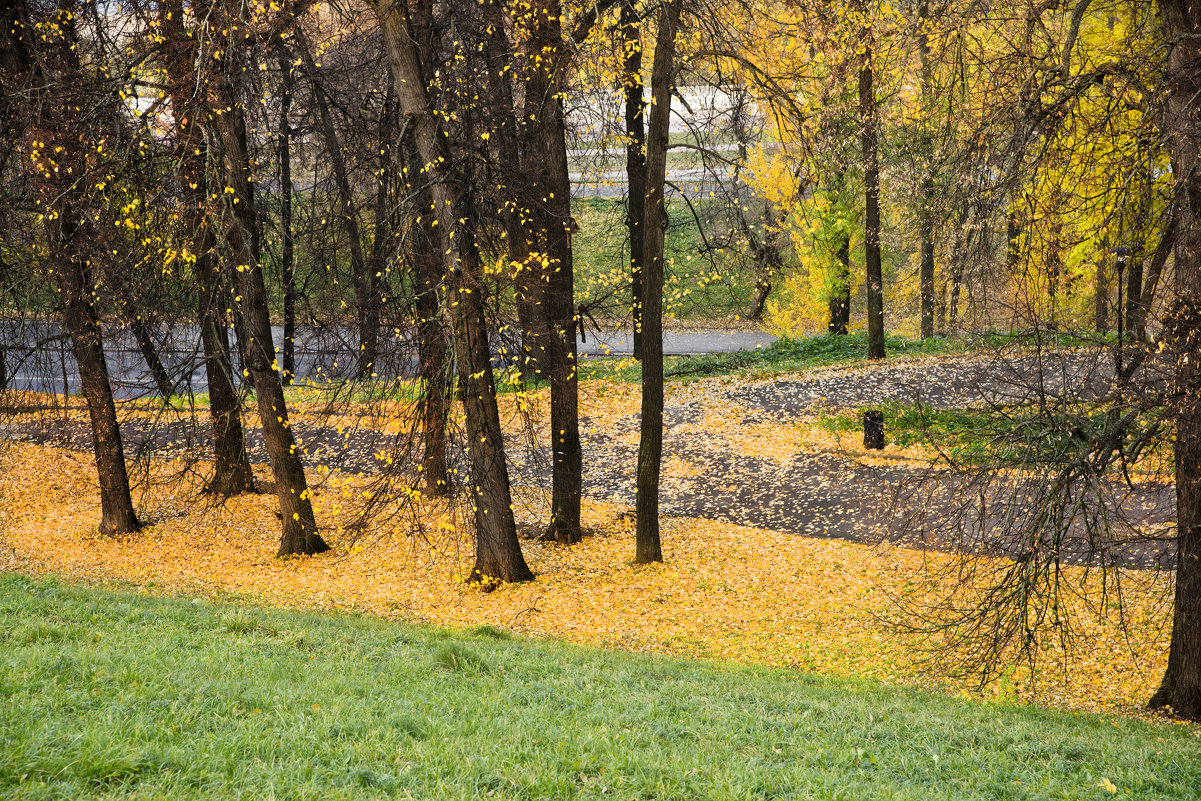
[{"x1": 2, "y1": 573, "x2": 1198, "y2": 800}]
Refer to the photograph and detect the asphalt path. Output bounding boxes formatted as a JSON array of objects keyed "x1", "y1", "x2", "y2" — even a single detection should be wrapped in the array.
[{"x1": 1, "y1": 321, "x2": 776, "y2": 398}]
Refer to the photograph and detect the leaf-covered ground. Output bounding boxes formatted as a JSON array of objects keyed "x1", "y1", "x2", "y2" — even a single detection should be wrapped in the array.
[{"x1": 0, "y1": 353, "x2": 1182, "y2": 720}]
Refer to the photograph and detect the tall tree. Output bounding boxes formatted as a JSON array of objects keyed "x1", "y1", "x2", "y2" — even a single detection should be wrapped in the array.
[
  {"x1": 1149, "y1": 0, "x2": 1201, "y2": 720},
  {"x1": 523, "y1": 0, "x2": 583, "y2": 544},
  {"x1": 635, "y1": 0, "x2": 683, "y2": 565},
  {"x1": 621, "y1": 0, "x2": 648, "y2": 361},
  {"x1": 160, "y1": 0, "x2": 256, "y2": 498},
  {"x1": 1, "y1": 0, "x2": 141, "y2": 535},
  {"x1": 858, "y1": 10, "x2": 886, "y2": 360},
  {"x1": 205, "y1": 3, "x2": 327, "y2": 556},
  {"x1": 372, "y1": 0, "x2": 532, "y2": 583},
  {"x1": 916, "y1": 0, "x2": 936, "y2": 340},
  {"x1": 276, "y1": 48, "x2": 298, "y2": 386}
]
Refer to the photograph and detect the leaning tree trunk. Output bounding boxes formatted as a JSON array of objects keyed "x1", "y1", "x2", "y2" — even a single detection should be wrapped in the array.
[
  {"x1": 55, "y1": 240, "x2": 142, "y2": 535},
  {"x1": 374, "y1": 0, "x2": 531, "y2": 583},
  {"x1": 634, "y1": 0, "x2": 682, "y2": 565},
  {"x1": 210, "y1": 63, "x2": 327, "y2": 557},
  {"x1": 1150, "y1": 0, "x2": 1201, "y2": 721},
  {"x1": 3, "y1": 1, "x2": 140, "y2": 535},
  {"x1": 859, "y1": 24, "x2": 886, "y2": 360},
  {"x1": 621, "y1": 0, "x2": 648, "y2": 361}
]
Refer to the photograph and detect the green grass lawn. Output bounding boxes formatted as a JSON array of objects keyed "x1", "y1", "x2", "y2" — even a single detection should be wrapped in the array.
[{"x1": 2, "y1": 573, "x2": 1197, "y2": 800}]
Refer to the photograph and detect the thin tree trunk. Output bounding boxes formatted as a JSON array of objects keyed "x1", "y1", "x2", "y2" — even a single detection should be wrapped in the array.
[
  {"x1": 1125, "y1": 256, "x2": 1145, "y2": 340},
  {"x1": 635, "y1": 0, "x2": 682, "y2": 565},
  {"x1": 859, "y1": 27, "x2": 886, "y2": 360},
  {"x1": 277, "y1": 50, "x2": 296, "y2": 385},
  {"x1": 525, "y1": 0, "x2": 582, "y2": 544},
  {"x1": 1149, "y1": 0, "x2": 1201, "y2": 720},
  {"x1": 410, "y1": 180, "x2": 451, "y2": 497},
  {"x1": 622, "y1": 0, "x2": 647, "y2": 361},
  {"x1": 374, "y1": 0, "x2": 531, "y2": 583},
  {"x1": 829, "y1": 232, "x2": 851, "y2": 335},
  {"x1": 109, "y1": 278, "x2": 174, "y2": 399},
  {"x1": 210, "y1": 60, "x2": 327, "y2": 557},
  {"x1": 917, "y1": 0, "x2": 936, "y2": 340},
  {"x1": 1131, "y1": 204, "x2": 1177, "y2": 339},
  {"x1": 160, "y1": 0, "x2": 255, "y2": 497},
  {"x1": 477, "y1": 0, "x2": 544, "y2": 383},
  {"x1": 1095, "y1": 257, "x2": 1109, "y2": 334}
]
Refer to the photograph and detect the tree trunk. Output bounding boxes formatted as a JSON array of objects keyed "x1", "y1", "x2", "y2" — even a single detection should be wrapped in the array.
[
  {"x1": 209, "y1": 60, "x2": 327, "y2": 557},
  {"x1": 1131, "y1": 204, "x2": 1177, "y2": 340},
  {"x1": 277, "y1": 50, "x2": 297, "y2": 385},
  {"x1": 112, "y1": 280, "x2": 174, "y2": 399},
  {"x1": 1095, "y1": 256, "x2": 1109, "y2": 334},
  {"x1": 917, "y1": 0, "x2": 936, "y2": 340},
  {"x1": 524, "y1": 0, "x2": 582, "y2": 544},
  {"x1": 828, "y1": 232, "x2": 851, "y2": 335},
  {"x1": 859, "y1": 28, "x2": 886, "y2": 360},
  {"x1": 3, "y1": 0, "x2": 141, "y2": 535},
  {"x1": 1124, "y1": 256, "x2": 1145, "y2": 341},
  {"x1": 160, "y1": 0, "x2": 255, "y2": 497},
  {"x1": 622, "y1": 0, "x2": 647, "y2": 361},
  {"x1": 1150, "y1": 0, "x2": 1201, "y2": 721},
  {"x1": 635, "y1": 0, "x2": 682, "y2": 565},
  {"x1": 374, "y1": 0, "x2": 531, "y2": 583}
]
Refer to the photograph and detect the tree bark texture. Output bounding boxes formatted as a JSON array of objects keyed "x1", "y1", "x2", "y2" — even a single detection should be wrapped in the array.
[
  {"x1": 208, "y1": 51, "x2": 326, "y2": 557},
  {"x1": 635, "y1": 0, "x2": 682, "y2": 565},
  {"x1": 1, "y1": 0, "x2": 141, "y2": 534},
  {"x1": 622, "y1": 0, "x2": 647, "y2": 361},
  {"x1": 374, "y1": 0, "x2": 532, "y2": 583},
  {"x1": 859, "y1": 29, "x2": 886, "y2": 359},
  {"x1": 1151, "y1": 0, "x2": 1201, "y2": 720}
]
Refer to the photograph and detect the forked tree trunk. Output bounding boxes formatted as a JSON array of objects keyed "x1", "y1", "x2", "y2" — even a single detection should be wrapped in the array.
[
  {"x1": 374, "y1": 0, "x2": 531, "y2": 583},
  {"x1": 209, "y1": 59, "x2": 327, "y2": 557},
  {"x1": 1150, "y1": 0, "x2": 1201, "y2": 721},
  {"x1": 859, "y1": 26, "x2": 886, "y2": 360},
  {"x1": 635, "y1": 0, "x2": 682, "y2": 565}
]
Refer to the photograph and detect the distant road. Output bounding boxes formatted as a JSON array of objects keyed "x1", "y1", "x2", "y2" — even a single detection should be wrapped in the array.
[{"x1": 1, "y1": 320, "x2": 775, "y2": 399}]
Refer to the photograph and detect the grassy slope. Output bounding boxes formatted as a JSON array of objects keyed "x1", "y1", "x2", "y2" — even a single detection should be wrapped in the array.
[{"x1": 2, "y1": 574, "x2": 1197, "y2": 800}]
